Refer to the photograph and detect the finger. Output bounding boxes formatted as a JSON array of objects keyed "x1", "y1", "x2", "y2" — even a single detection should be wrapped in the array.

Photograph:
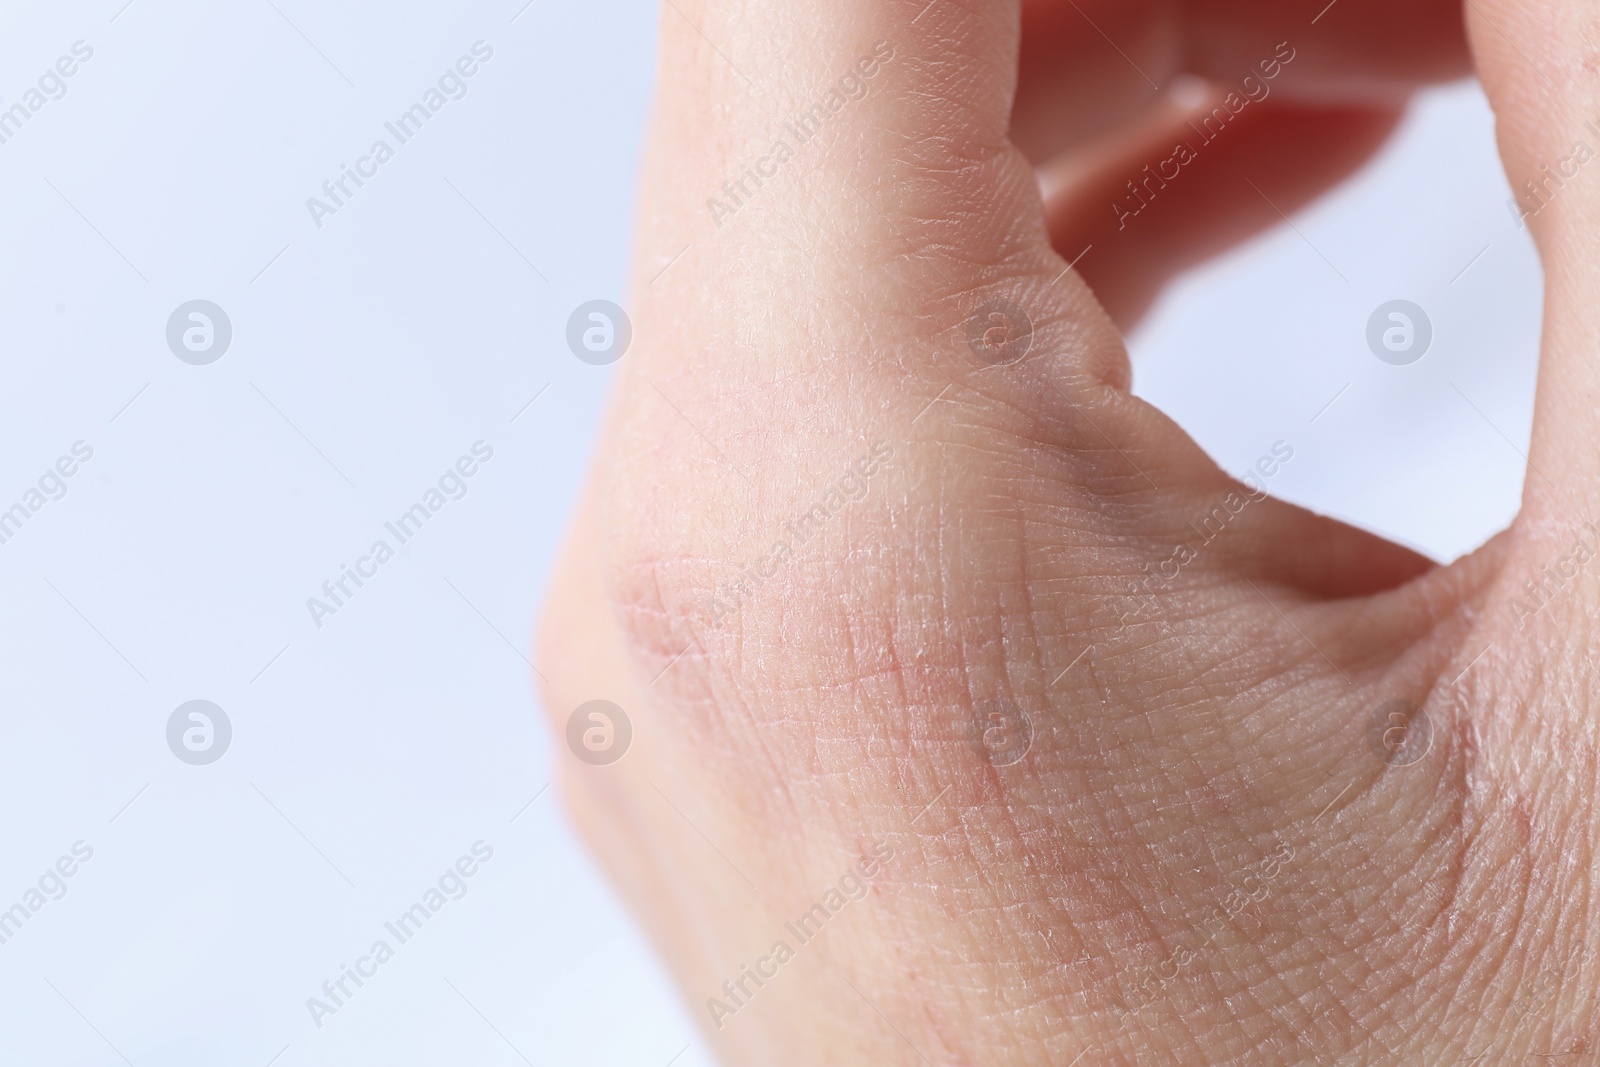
[
  {"x1": 646, "y1": 0, "x2": 1031, "y2": 248},
  {"x1": 1467, "y1": 1, "x2": 1600, "y2": 520},
  {"x1": 1043, "y1": 92, "x2": 1402, "y2": 328},
  {"x1": 1179, "y1": 0, "x2": 1468, "y2": 95},
  {"x1": 1011, "y1": 0, "x2": 1172, "y2": 163},
  {"x1": 636, "y1": 0, "x2": 1133, "y2": 410},
  {"x1": 1011, "y1": 0, "x2": 1467, "y2": 165}
]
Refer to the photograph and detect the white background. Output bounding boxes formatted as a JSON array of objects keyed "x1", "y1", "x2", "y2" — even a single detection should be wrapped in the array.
[{"x1": 0, "y1": 1, "x2": 1537, "y2": 1065}]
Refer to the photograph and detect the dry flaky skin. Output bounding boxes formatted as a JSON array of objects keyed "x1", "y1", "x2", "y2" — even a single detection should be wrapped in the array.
[{"x1": 540, "y1": 0, "x2": 1600, "y2": 1062}]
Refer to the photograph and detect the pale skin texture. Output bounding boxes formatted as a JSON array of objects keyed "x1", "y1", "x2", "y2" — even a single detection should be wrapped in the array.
[{"x1": 540, "y1": 0, "x2": 1600, "y2": 1062}]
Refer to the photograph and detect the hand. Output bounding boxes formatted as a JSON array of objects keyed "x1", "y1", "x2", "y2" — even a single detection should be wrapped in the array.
[{"x1": 541, "y1": 0, "x2": 1598, "y2": 1061}]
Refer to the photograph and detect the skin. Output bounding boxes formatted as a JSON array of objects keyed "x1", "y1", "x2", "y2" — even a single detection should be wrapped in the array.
[{"x1": 541, "y1": 0, "x2": 1600, "y2": 1061}]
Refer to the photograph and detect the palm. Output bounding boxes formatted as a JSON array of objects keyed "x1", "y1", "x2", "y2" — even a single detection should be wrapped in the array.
[{"x1": 542, "y1": 0, "x2": 1598, "y2": 1062}]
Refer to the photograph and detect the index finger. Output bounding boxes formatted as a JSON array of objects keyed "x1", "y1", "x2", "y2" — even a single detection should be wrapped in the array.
[{"x1": 1013, "y1": 0, "x2": 1468, "y2": 161}]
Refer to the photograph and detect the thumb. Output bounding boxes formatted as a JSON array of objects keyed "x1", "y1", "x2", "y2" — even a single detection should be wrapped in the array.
[
  {"x1": 1470, "y1": 0, "x2": 1600, "y2": 520},
  {"x1": 644, "y1": 0, "x2": 1025, "y2": 248},
  {"x1": 636, "y1": 0, "x2": 1128, "y2": 380}
]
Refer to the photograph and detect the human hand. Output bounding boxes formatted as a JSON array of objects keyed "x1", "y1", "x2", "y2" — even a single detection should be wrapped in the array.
[{"x1": 541, "y1": 0, "x2": 1600, "y2": 1061}]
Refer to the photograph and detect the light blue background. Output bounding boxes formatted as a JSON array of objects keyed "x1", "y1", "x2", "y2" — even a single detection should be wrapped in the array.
[{"x1": 0, "y1": 1, "x2": 1536, "y2": 1064}]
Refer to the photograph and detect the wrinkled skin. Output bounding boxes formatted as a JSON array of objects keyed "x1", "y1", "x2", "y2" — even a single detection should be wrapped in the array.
[{"x1": 540, "y1": 0, "x2": 1600, "y2": 1061}]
